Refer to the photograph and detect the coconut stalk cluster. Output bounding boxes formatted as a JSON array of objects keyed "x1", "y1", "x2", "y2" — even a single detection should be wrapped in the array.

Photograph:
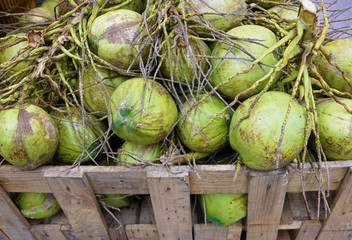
[{"x1": 0, "y1": 0, "x2": 351, "y2": 225}]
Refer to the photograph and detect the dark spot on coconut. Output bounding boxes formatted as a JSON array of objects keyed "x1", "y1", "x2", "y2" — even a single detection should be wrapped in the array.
[
  {"x1": 100, "y1": 21, "x2": 139, "y2": 45},
  {"x1": 18, "y1": 109, "x2": 35, "y2": 135}
]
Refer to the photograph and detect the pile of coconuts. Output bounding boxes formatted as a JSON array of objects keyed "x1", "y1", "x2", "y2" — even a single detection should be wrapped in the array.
[{"x1": 0, "y1": 0, "x2": 351, "y2": 226}]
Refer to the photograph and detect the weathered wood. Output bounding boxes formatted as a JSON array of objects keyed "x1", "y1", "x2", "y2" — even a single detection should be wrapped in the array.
[
  {"x1": 277, "y1": 230, "x2": 292, "y2": 240},
  {"x1": 0, "y1": 185, "x2": 35, "y2": 240},
  {"x1": 294, "y1": 220, "x2": 322, "y2": 240},
  {"x1": 1, "y1": 161, "x2": 352, "y2": 193},
  {"x1": 45, "y1": 168, "x2": 110, "y2": 240},
  {"x1": 287, "y1": 193, "x2": 309, "y2": 221},
  {"x1": 281, "y1": 197, "x2": 294, "y2": 225},
  {"x1": 246, "y1": 225, "x2": 279, "y2": 240},
  {"x1": 194, "y1": 224, "x2": 228, "y2": 240},
  {"x1": 108, "y1": 225, "x2": 128, "y2": 240},
  {"x1": 317, "y1": 167, "x2": 352, "y2": 240},
  {"x1": 147, "y1": 168, "x2": 192, "y2": 240},
  {"x1": 247, "y1": 169, "x2": 288, "y2": 240},
  {"x1": 30, "y1": 224, "x2": 66, "y2": 240},
  {"x1": 139, "y1": 196, "x2": 156, "y2": 224},
  {"x1": 0, "y1": 228, "x2": 10, "y2": 240},
  {"x1": 125, "y1": 224, "x2": 159, "y2": 240},
  {"x1": 227, "y1": 221, "x2": 242, "y2": 240}
]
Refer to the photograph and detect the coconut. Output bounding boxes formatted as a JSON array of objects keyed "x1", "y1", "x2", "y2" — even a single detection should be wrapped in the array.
[
  {"x1": 89, "y1": 9, "x2": 146, "y2": 70},
  {"x1": 15, "y1": 193, "x2": 61, "y2": 219},
  {"x1": 200, "y1": 193, "x2": 248, "y2": 226},
  {"x1": 41, "y1": 0, "x2": 59, "y2": 10},
  {"x1": 161, "y1": 36, "x2": 211, "y2": 83},
  {"x1": 118, "y1": 140, "x2": 162, "y2": 165},
  {"x1": 109, "y1": 78, "x2": 178, "y2": 145},
  {"x1": 317, "y1": 39, "x2": 352, "y2": 93},
  {"x1": 97, "y1": 0, "x2": 144, "y2": 13},
  {"x1": 229, "y1": 91, "x2": 308, "y2": 170},
  {"x1": 0, "y1": 33, "x2": 30, "y2": 72},
  {"x1": 177, "y1": 93, "x2": 231, "y2": 153},
  {"x1": 0, "y1": 104, "x2": 58, "y2": 170},
  {"x1": 100, "y1": 194, "x2": 132, "y2": 208},
  {"x1": 179, "y1": 0, "x2": 247, "y2": 33},
  {"x1": 20, "y1": 7, "x2": 54, "y2": 24},
  {"x1": 248, "y1": 0, "x2": 293, "y2": 8},
  {"x1": 210, "y1": 25, "x2": 280, "y2": 99},
  {"x1": 267, "y1": 5, "x2": 299, "y2": 30},
  {"x1": 50, "y1": 108, "x2": 106, "y2": 164},
  {"x1": 315, "y1": 98, "x2": 352, "y2": 160},
  {"x1": 83, "y1": 66, "x2": 128, "y2": 116}
]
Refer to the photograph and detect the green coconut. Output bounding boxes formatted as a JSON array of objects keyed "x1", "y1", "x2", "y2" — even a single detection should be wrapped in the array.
[
  {"x1": 267, "y1": 5, "x2": 299, "y2": 30},
  {"x1": 51, "y1": 108, "x2": 106, "y2": 164},
  {"x1": 200, "y1": 193, "x2": 248, "y2": 226},
  {"x1": 89, "y1": 9, "x2": 146, "y2": 70},
  {"x1": 317, "y1": 39, "x2": 352, "y2": 93},
  {"x1": 20, "y1": 7, "x2": 54, "y2": 24},
  {"x1": 100, "y1": 194, "x2": 132, "y2": 208},
  {"x1": 0, "y1": 104, "x2": 58, "y2": 170},
  {"x1": 118, "y1": 140, "x2": 162, "y2": 165},
  {"x1": 210, "y1": 25, "x2": 280, "y2": 99},
  {"x1": 177, "y1": 94, "x2": 231, "y2": 153},
  {"x1": 41, "y1": 0, "x2": 59, "y2": 10},
  {"x1": 0, "y1": 33, "x2": 30, "y2": 72},
  {"x1": 229, "y1": 91, "x2": 308, "y2": 170},
  {"x1": 109, "y1": 78, "x2": 178, "y2": 145},
  {"x1": 15, "y1": 192, "x2": 61, "y2": 219},
  {"x1": 161, "y1": 36, "x2": 211, "y2": 83},
  {"x1": 83, "y1": 66, "x2": 128, "y2": 116},
  {"x1": 248, "y1": 0, "x2": 293, "y2": 8},
  {"x1": 97, "y1": 0, "x2": 144, "y2": 13},
  {"x1": 314, "y1": 98, "x2": 352, "y2": 160},
  {"x1": 179, "y1": 0, "x2": 247, "y2": 33}
]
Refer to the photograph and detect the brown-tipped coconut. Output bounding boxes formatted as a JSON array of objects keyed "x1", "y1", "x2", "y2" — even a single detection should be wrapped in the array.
[{"x1": 0, "y1": 104, "x2": 59, "y2": 170}]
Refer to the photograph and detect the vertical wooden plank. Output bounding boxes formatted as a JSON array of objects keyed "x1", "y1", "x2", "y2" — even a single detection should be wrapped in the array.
[
  {"x1": 108, "y1": 225, "x2": 128, "y2": 240},
  {"x1": 317, "y1": 168, "x2": 352, "y2": 240},
  {"x1": 247, "y1": 169, "x2": 288, "y2": 240},
  {"x1": 30, "y1": 225, "x2": 66, "y2": 240},
  {"x1": 139, "y1": 196, "x2": 156, "y2": 224},
  {"x1": 0, "y1": 229, "x2": 10, "y2": 240},
  {"x1": 227, "y1": 221, "x2": 242, "y2": 240},
  {"x1": 277, "y1": 230, "x2": 292, "y2": 240},
  {"x1": 281, "y1": 197, "x2": 294, "y2": 225},
  {"x1": 125, "y1": 224, "x2": 159, "y2": 240},
  {"x1": 147, "y1": 168, "x2": 192, "y2": 240},
  {"x1": 294, "y1": 220, "x2": 322, "y2": 240},
  {"x1": 0, "y1": 186, "x2": 35, "y2": 240},
  {"x1": 45, "y1": 168, "x2": 110, "y2": 240},
  {"x1": 287, "y1": 193, "x2": 308, "y2": 221},
  {"x1": 194, "y1": 224, "x2": 228, "y2": 240}
]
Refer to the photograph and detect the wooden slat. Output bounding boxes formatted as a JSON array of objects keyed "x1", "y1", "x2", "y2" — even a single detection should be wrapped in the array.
[
  {"x1": 139, "y1": 196, "x2": 156, "y2": 224},
  {"x1": 0, "y1": 228, "x2": 10, "y2": 240},
  {"x1": 317, "y1": 167, "x2": 352, "y2": 240},
  {"x1": 108, "y1": 225, "x2": 128, "y2": 240},
  {"x1": 45, "y1": 168, "x2": 110, "y2": 240},
  {"x1": 227, "y1": 221, "x2": 242, "y2": 240},
  {"x1": 125, "y1": 224, "x2": 158, "y2": 240},
  {"x1": 294, "y1": 220, "x2": 322, "y2": 240},
  {"x1": 287, "y1": 193, "x2": 309, "y2": 221},
  {"x1": 247, "y1": 169, "x2": 288, "y2": 240},
  {"x1": 194, "y1": 224, "x2": 228, "y2": 240},
  {"x1": 281, "y1": 197, "x2": 294, "y2": 225},
  {"x1": 1, "y1": 161, "x2": 352, "y2": 193},
  {"x1": 147, "y1": 168, "x2": 192, "y2": 240},
  {"x1": 277, "y1": 230, "x2": 292, "y2": 240},
  {"x1": 0, "y1": 186, "x2": 35, "y2": 240},
  {"x1": 30, "y1": 224, "x2": 66, "y2": 240}
]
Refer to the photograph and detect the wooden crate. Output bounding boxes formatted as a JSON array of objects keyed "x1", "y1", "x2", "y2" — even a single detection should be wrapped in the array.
[
  {"x1": 0, "y1": 0, "x2": 36, "y2": 24},
  {"x1": 1, "y1": 160, "x2": 352, "y2": 240}
]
